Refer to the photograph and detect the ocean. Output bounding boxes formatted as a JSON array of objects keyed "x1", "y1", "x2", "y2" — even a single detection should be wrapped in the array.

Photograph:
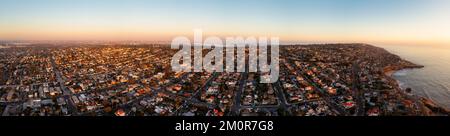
[{"x1": 376, "y1": 45, "x2": 450, "y2": 109}]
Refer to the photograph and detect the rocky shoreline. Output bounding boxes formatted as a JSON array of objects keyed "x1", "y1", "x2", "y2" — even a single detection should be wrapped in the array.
[{"x1": 383, "y1": 61, "x2": 449, "y2": 116}]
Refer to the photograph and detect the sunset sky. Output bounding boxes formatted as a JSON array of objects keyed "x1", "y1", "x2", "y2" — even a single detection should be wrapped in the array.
[{"x1": 1, "y1": 0, "x2": 450, "y2": 45}]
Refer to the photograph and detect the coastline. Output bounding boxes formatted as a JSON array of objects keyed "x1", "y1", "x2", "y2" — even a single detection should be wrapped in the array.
[{"x1": 383, "y1": 63, "x2": 450, "y2": 115}]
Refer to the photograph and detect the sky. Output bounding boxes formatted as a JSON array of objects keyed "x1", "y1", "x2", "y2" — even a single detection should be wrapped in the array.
[{"x1": 1, "y1": 0, "x2": 450, "y2": 45}]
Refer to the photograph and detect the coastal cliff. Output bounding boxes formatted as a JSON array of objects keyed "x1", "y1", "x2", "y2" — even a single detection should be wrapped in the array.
[{"x1": 381, "y1": 48, "x2": 449, "y2": 116}]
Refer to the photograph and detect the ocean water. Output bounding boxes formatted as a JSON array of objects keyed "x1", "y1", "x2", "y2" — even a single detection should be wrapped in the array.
[{"x1": 376, "y1": 45, "x2": 450, "y2": 109}]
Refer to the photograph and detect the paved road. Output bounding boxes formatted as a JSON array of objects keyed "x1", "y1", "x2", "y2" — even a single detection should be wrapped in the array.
[
  {"x1": 81, "y1": 72, "x2": 219, "y2": 115},
  {"x1": 118, "y1": 73, "x2": 194, "y2": 111},
  {"x1": 176, "y1": 72, "x2": 218, "y2": 113},
  {"x1": 50, "y1": 55, "x2": 78, "y2": 115},
  {"x1": 352, "y1": 61, "x2": 365, "y2": 116},
  {"x1": 1, "y1": 67, "x2": 8, "y2": 84},
  {"x1": 301, "y1": 71, "x2": 349, "y2": 115},
  {"x1": 283, "y1": 58, "x2": 349, "y2": 116},
  {"x1": 230, "y1": 72, "x2": 247, "y2": 115},
  {"x1": 272, "y1": 80, "x2": 290, "y2": 114}
]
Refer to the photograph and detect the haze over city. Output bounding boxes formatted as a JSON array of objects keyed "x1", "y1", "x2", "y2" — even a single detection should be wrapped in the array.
[{"x1": 1, "y1": 0, "x2": 450, "y2": 46}]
